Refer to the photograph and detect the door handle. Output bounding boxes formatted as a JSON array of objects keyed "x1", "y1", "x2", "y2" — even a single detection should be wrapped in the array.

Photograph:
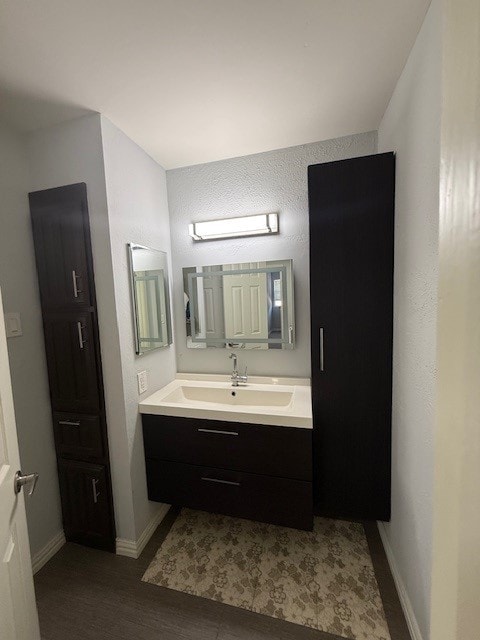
[
  {"x1": 77, "y1": 321, "x2": 87, "y2": 349},
  {"x1": 14, "y1": 470, "x2": 39, "y2": 496},
  {"x1": 319, "y1": 327, "x2": 325, "y2": 372}
]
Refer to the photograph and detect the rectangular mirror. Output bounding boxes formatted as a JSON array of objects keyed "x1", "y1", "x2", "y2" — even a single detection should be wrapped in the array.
[
  {"x1": 183, "y1": 259, "x2": 295, "y2": 350},
  {"x1": 128, "y1": 244, "x2": 173, "y2": 354}
]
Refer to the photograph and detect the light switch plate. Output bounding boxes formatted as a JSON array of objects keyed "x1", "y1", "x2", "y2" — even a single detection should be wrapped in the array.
[
  {"x1": 137, "y1": 370, "x2": 148, "y2": 395},
  {"x1": 4, "y1": 313, "x2": 23, "y2": 338}
]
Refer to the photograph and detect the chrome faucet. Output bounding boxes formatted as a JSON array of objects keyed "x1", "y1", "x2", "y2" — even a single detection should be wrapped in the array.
[{"x1": 229, "y1": 352, "x2": 248, "y2": 387}]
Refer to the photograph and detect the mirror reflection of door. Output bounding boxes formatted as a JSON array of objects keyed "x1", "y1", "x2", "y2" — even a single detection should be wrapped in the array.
[
  {"x1": 202, "y1": 266, "x2": 225, "y2": 347},
  {"x1": 222, "y1": 262, "x2": 268, "y2": 350},
  {"x1": 183, "y1": 259, "x2": 294, "y2": 350},
  {"x1": 129, "y1": 244, "x2": 173, "y2": 355},
  {"x1": 134, "y1": 269, "x2": 166, "y2": 351}
]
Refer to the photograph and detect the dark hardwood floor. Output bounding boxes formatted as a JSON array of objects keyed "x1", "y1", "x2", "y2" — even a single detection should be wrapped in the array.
[{"x1": 35, "y1": 508, "x2": 411, "y2": 640}]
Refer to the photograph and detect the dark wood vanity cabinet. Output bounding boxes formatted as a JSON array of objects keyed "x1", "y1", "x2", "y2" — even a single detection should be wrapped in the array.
[
  {"x1": 30, "y1": 183, "x2": 115, "y2": 551},
  {"x1": 142, "y1": 414, "x2": 313, "y2": 530},
  {"x1": 308, "y1": 153, "x2": 395, "y2": 521}
]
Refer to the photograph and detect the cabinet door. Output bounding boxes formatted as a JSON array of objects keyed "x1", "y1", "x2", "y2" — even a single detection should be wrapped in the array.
[
  {"x1": 308, "y1": 153, "x2": 394, "y2": 521},
  {"x1": 43, "y1": 311, "x2": 99, "y2": 413},
  {"x1": 30, "y1": 184, "x2": 92, "y2": 310},
  {"x1": 58, "y1": 460, "x2": 114, "y2": 551}
]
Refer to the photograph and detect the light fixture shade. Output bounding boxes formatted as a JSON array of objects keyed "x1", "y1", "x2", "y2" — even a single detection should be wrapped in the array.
[{"x1": 189, "y1": 213, "x2": 279, "y2": 241}]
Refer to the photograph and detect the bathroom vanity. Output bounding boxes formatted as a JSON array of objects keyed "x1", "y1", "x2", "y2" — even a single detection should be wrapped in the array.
[{"x1": 140, "y1": 375, "x2": 313, "y2": 530}]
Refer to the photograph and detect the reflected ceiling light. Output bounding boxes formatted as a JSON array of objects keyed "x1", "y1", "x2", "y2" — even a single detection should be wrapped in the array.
[{"x1": 188, "y1": 213, "x2": 279, "y2": 241}]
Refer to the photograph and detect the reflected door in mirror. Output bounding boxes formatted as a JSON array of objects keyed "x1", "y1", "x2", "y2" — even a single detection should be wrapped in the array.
[
  {"x1": 128, "y1": 244, "x2": 173, "y2": 355},
  {"x1": 183, "y1": 259, "x2": 295, "y2": 350}
]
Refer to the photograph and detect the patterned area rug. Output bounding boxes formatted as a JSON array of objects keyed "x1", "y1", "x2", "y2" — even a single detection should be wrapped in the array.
[{"x1": 142, "y1": 509, "x2": 390, "y2": 640}]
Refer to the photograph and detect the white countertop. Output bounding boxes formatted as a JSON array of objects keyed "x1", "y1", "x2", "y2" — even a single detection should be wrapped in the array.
[{"x1": 139, "y1": 374, "x2": 313, "y2": 429}]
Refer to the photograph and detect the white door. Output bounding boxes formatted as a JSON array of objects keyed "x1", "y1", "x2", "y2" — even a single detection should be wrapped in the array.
[
  {"x1": 202, "y1": 267, "x2": 225, "y2": 347},
  {"x1": 0, "y1": 289, "x2": 41, "y2": 640},
  {"x1": 223, "y1": 262, "x2": 269, "y2": 350}
]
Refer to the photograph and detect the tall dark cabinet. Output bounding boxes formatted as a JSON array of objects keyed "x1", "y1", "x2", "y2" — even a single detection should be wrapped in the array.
[
  {"x1": 30, "y1": 183, "x2": 116, "y2": 551},
  {"x1": 308, "y1": 153, "x2": 395, "y2": 521}
]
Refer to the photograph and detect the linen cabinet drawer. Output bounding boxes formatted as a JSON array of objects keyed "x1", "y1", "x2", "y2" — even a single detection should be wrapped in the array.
[
  {"x1": 145, "y1": 458, "x2": 313, "y2": 530},
  {"x1": 53, "y1": 412, "x2": 104, "y2": 460},
  {"x1": 142, "y1": 414, "x2": 312, "y2": 481}
]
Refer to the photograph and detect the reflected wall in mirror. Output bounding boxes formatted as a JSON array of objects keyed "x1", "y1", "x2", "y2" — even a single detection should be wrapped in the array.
[
  {"x1": 128, "y1": 244, "x2": 173, "y2": 355},
  {"x1": 183, "y1": 260, "x2": 295, "y2": 350}
]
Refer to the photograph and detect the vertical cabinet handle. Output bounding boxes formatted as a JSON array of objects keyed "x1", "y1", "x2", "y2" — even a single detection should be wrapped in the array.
[
  {"x1": 72, "y1": 270, "x2": 82, "y2": 298},
  {"x1": 319, "y1": 327, "x2": 325, "y2": 372},
  {"x1": 91, "y1": 478, "x2": 100, "y2": 503},
  {"x1": 77, "y1": 321, "x2": 87, "y2": 350}
]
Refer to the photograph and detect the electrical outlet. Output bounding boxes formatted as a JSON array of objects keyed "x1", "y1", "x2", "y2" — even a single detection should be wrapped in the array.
[{"x1": 137, "y1": 370, "x2": 148, "y2": 395}]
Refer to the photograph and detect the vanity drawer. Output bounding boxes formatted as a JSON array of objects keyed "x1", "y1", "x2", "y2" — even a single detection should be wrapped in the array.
[
  {"x1": 142, "y1": 414, "x2": 312, "y2": 481},
  {"x1": 145, "y1": 458, "x2": 313, "y2": 530},
  {"x1": 53, "y1": 412, "x2": 104, "y2": 460}
]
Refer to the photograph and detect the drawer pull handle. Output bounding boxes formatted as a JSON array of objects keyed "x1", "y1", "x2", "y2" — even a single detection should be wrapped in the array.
[
  {"x1": 319, "y1": 327, "x2": 325, "y2": 372},
  {"x1": 77, "y1": 321, "x2": 87, "y2": 350},
  {"x1": 201, "y1": 477, "x2": 241, "y2": 487},
  {"x1": 197, "y1": 428, "x2": 239, "y2": 436},
  {"x1": 72, "y1": 270, "x2": 83, "y2": 298},
  {"x1": 58, "y1": 420, "x2": 80, "y2": 427},
  {"x1": 91, "y1": 478, "x2": 100, "y2": 503}
]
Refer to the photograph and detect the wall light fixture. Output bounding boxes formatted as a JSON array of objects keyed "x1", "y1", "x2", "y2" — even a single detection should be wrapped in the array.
[{"x1": 188, "y1": 213, "x2": 279, "y2": 241}]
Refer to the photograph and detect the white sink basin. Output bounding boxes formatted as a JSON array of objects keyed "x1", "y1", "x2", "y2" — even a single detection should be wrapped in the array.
[
  {"x1": 139, "y1": 374, "x2": 312, "y2": 428},
  {"x1": 162, "y1": 385, "x2": 294, "y2": 408}
]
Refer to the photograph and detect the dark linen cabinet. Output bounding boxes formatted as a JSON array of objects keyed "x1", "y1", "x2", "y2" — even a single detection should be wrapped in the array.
[
  {"x1": 30, "y1": 183, "x2": 115, "y2": 551},
  {"x1": 308, "y1": 153, "x2": 395, "y2": 521}
]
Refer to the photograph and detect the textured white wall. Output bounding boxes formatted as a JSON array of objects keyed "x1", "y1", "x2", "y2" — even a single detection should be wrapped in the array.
[
  {"x1": 167, "y1": 132, "x2": 377, "y2": 377},
  {"x1": 100, "y1": 116, "x2": 176, "y2": 540},
  {"x1": 27, "y1": 114, "x2": 138, "y2": 542},
  {"x1": 377, "y1": 1, "x2": 441, "y2": 638},
  {"x1": 430, "y1": 0, "x2": 480, "y2": 636},
  {"x1": 0, "y1": 122, "x2": 63, "y2": 557}
]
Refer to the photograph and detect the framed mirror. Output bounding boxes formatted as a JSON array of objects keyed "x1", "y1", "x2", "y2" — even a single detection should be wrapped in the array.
[
  {"x1": 128, "y1": 244, "x2": 173, "y2": 355},
  {"x1": 183, "y1": 259, "x2": 295, "y2": 350}
]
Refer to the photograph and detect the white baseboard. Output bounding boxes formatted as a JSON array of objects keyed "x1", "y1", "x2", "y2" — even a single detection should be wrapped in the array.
[
  {"x1": 377, "y1": 522, "x2": 424, "y2": 640},
  {"x1": 116, "y1": 504, "x2": 170, "y2": 559},
  {"x1": 32, "y1": 530, "x2": 66, "y2": 575}
]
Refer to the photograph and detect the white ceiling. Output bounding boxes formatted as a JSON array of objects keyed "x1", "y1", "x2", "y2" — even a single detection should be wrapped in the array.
[{"x1": 0, "y1": 0, "x2": 430, "y2": 168}]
